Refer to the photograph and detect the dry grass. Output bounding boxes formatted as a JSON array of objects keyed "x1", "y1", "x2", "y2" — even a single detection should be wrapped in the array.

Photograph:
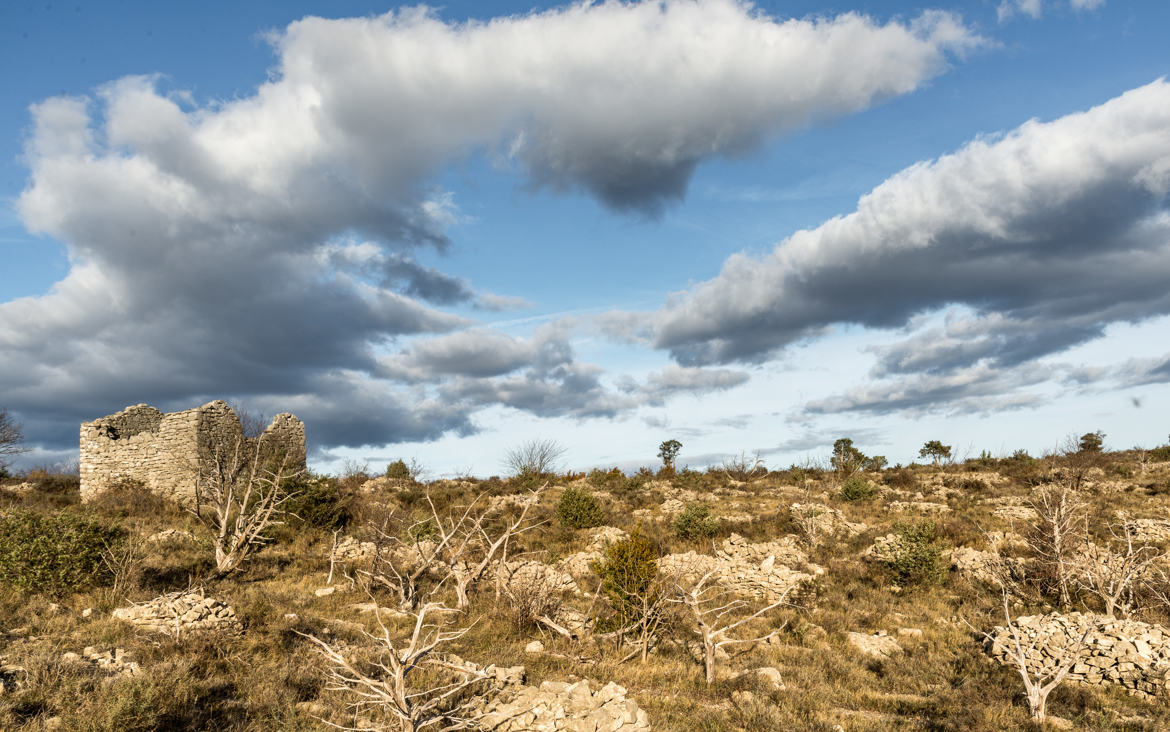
[{"x1": 2, "y1": 450, "x2": 1170, "y2": 730}]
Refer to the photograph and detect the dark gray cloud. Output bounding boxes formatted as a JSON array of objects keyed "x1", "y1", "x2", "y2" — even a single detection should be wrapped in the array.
[{"x1": 2, "y1": 2, "x2": 980, "y2": 454}]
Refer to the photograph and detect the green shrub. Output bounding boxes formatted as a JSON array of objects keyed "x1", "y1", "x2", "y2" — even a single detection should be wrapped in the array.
[
  {"x1": 385, "y1": 459, "x2": 412, "y2": 480},
  {"x1": 0, "y1": 510, "x2": 123, "y2": 595},
  {"x1": 672, "y1": 503, "x2": 720, "y2": 540},
  {"x1": 885, "y1": 521, "x2": 948, "y2": 587},
  {"x1": 593, "y1": 531, "x2": 658, "y2": 626},
  {"x1": 281, "y1": 475, "x2": 351, "y2": 531},
  {"x1": 839, "y1": 475, "x2": 877, "y2": 501},
  {"x1": 555, "y1": 485, "x2": 604, "y2": 529},
  {"x1": 406, "y1": 517, "x2": 439, "y2": 541},
  {"x1": 1150, "y1": 445, "x2": 1170, "y2": 461}
]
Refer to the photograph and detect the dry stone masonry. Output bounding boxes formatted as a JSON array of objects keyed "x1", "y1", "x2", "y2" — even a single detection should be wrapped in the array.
[
  {"x1": 111, "y1": 590, "x2": 241, "y2": 637},
  {"x1": 80, "y1": 400, "x2": 305, "y2": 503},
  {"x1": 985, "y1": 612, "x2": 1170, "y2": 699}
]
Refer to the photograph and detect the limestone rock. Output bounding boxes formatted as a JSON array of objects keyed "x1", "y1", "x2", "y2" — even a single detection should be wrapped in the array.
[
  {"x1": 146, "y1": 528, "x2": 198, "y2": 544},
  {"x1": 789, "y1": 503, "x2": 865, "y2": 542},
  {"x1": 476, "y1": 678, "x2": 651, "y2": 731},
  {"x1": 846, "y1": 631, "x2": 903, "y2": 660},
  {"x1": 111, "y1": 589, "x2": 240, "y2": 637},
  {"x1": 659, "y1": 533, "x2": 820, "y2": 602},
  {"x1": 984, "y1": 612, "x2": 1170, "y2": 699}
]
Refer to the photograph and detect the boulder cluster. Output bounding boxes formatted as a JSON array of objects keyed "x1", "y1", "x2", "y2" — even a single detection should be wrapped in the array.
[
  {"x1": 111, "y1": 590, "x2": 241, "y2": 637},
  {"x1": 985, "y1": 612, "x2": 1170, "y2": 698}
]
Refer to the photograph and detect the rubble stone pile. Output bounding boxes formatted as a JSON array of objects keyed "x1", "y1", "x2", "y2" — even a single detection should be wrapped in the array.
[
  {"x1": 357, "y1": 476, "x2": 412, "y2": 495},
  {"x1": 555, "y1": 527, "x2": 630, "y2": 582},
  {"x1": 659, "y1": 533, "x2": 822, "y2": 601},
  {"x1": 331, "y1": 535, "x2": 377, "y2": 565},
  {"x1": 984, "y1": 612, "x2": 1170, "y2": 698},
  {"x1": 1129, "y1": 518, "x2": 1170, "y2": 545},
  {"x1": 888, "y1": 500, "x2": 951, "y2": 514},
  {"x1": 789, "y1": 503, "x2": 865, "y2": 538},
  {"x1": 61, "y1": 647, "x2": 140, "y2": 677},
  {"x1": 950, "y1": 546, "x2": 1023, "y2": 584},
  {"x1": 111, "y1": 590, "x2": 241, "y2": 636},
  {"x1": 476, "y1": 679, "x2": 651, "y2": 731},
  {"x1": 497, "y1": 560, "x2": 581, "y2": 596}
]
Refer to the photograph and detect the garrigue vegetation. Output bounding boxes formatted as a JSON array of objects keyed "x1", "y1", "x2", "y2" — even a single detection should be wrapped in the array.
[{"x1": 2, "y1": 430, "x2": 1170, "y2": 730}]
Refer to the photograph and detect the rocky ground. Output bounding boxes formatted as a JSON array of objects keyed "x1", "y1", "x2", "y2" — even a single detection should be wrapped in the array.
[{"x1": 2, "y1": 446, "x2": 1170, "y2": 730}]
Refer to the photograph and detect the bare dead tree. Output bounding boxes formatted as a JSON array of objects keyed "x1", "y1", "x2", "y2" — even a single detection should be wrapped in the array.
[
  {"x1": 365, "y1": 487, "x2": 546, "y2": 611},
  {"x1": 1076, "y1": 517, "x2": 1164, "y2": 618},
  {"x1": 502, "y1": 439, "x2": 566, "y2": 478},
  {"x1": 1025, "y1": 483, "x2": 1088, "y2": 607},
  {"x1": 186, "y1": 436, "x2": 303, "y2": 576},
  {"x1": 98, "y1": 530, "x2": 145, "y2": 609},
  {"x1": 227, "y1": 402, "x2": 269, "y2": 439},
  {"x1": 447, "y1": 487, "x2": 545, "y2": 609},
  {"x1": 670, "y1": 569, "x2": 794, "y2": 684},
  {"x1": 0, "y1": 407, "x2": 28, "y2": 471},
  {"x1": 302, "y1": 601, "x2": 491, "y2": 732},
  {"x1": 982, "y1": 585, "x2": 1090, "y2": 723}
]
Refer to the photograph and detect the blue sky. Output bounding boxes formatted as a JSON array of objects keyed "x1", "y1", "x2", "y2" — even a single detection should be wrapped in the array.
[{"x1": 2, "y1": 0, "x2": 1169, "y2": 475}]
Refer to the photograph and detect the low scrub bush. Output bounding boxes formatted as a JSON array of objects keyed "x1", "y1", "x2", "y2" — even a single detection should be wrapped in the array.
[
  {"x1": 593, "y1": 531, "x2": 658, "y2": 628},
  {"x1": 384, "y1": 459, "x2": 413, "y2": 480},
  {"x1": 0, "y1": 509, "x2": 123, "y2": 595},
  {"x1": 882, "y1": 468, "x2": 918, "y2": 489},
  {"x1": 672, "y1": 503, "x2": 720, "y2": 540},
  {"x1": 281, "y1": 475, "x2": 351, "y2": 531},
  {"x1": 88, "y1": 479, "x2": 178, "y2": 521},
  {"x1": 885, "y1": 520, "x2": 948, "y2": 587},
  {"x1": 839, "y1": 475, "x2": 877, "y2": 501},
  {"x1": 555, "y1": 485, "x2": 604, "y2": 529}
]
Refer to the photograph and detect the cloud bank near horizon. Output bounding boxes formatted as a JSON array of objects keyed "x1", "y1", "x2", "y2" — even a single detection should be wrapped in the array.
[{"x1": 610, "y1": 80, "x2": 1170, "y2": 416}]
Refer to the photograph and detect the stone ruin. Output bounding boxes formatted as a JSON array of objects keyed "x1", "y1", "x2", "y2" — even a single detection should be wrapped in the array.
[{"x1": 79, "y1": 400, "x2": 305, "y2": 503}]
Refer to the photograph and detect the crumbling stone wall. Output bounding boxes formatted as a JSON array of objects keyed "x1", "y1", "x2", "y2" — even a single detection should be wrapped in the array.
[
  {"x1": 985, "y1": 612, "x2": 1170, "y2": 698},
  {"x1": 80, "y1": 400, "x2": 305, "y2": 503}
]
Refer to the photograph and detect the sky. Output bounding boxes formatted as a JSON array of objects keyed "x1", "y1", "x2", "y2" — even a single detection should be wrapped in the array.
[{"x1": 2, "y1": 0, "x2": 1169, "y2": 477}]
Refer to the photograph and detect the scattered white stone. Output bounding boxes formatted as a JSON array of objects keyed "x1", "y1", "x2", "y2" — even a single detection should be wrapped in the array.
[
  {"x1": 146, "y1": 528, "x2": 197, "y2": 544},
  {"x1": 739, "y1": 666, "x2": 785, "y2": 691},
  {"x1": 314, "y1": 587, "x2": 336, "y2": 597},
  {"x1": 525, "y1": 640, "x2": 545, "y2": 654}
]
